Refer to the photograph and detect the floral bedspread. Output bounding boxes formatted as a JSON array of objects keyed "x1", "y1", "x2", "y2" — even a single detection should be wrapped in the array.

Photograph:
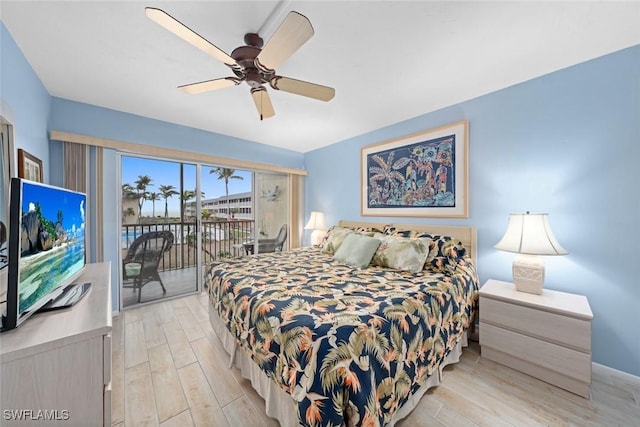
[{"x1": 206, "y1": 247, "x2": 479, "y2": 427}]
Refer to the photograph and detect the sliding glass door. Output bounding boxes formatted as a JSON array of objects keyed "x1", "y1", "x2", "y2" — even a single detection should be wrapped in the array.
[
  {"x1": 119, "y1": 155, "x2": 295, "y2": 309},
  {"x1": 252, "y1": 172, "x2": 290, "y2": 254},
  {"x1": 120, "y1": 155, "x2": 199, "y2": 308},
  {"x1": 197, "y1": 165, "x2": 253, "y2": 261}
]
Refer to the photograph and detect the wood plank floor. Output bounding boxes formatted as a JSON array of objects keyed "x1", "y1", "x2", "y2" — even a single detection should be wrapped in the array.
[{"x1": 112, "y1": 291, "x2": 640, "y2": 426}]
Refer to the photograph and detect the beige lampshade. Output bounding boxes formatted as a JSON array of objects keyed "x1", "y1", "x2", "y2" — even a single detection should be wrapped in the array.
[
  {"x1": 495, "y1": 213, "x2": 567, "y2": 294},
  {"x1": 305, "y1": 212, "x2": 327, "y2": 246},
  {"x1": 495, "y1": 213, "x2": 567, "y2": 256},
  {"x1": 304, "y1": 211, "x2": 327, "y2": 231}
]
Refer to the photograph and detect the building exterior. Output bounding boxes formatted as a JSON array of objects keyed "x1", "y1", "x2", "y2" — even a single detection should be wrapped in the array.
[{"x1": 185, "y1": 191, "x2": 253, "y2": 220}]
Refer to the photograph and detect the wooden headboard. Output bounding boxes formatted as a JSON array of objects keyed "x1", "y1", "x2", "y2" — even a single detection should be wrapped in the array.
[{"x1": 338, "y1": 220, "x2": 477, "y2": 265}]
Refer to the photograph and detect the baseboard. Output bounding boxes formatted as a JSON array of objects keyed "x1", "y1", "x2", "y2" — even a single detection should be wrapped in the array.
[{"x1": 592, "y1": 362, "x2": 640, "y2": 384}]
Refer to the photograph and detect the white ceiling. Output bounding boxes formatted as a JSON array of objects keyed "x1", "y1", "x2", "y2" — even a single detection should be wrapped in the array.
[{"x1": 1, "y1": 1, "x2": 639, "y2": 153}]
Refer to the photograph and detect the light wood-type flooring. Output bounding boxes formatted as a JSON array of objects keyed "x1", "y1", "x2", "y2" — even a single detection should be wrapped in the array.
[{"x1": 112, "y1": 291, "x2": 640, "y2": 426}]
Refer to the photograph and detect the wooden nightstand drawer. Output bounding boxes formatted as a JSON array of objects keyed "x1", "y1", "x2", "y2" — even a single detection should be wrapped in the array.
[
  {"x1": 480, "y1": 297, "x2": 591, "y2": 352},
  {"x1": 480, "y1": 322, "x2": 591, "y2": 382},
  {"x1": 481, "y1": 322, "x2": 591, "y2": 397}
]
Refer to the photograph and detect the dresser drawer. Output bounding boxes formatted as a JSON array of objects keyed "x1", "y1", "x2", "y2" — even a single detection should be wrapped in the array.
[
  {"x1": 480, "y1": 297, "x2": 591, "y2": 352},
  {"x1": 480, "y1": 322, "x2": 591, "y2": 383}
]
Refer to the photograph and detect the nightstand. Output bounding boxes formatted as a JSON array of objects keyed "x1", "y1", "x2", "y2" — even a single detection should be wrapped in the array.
[{"x1": 479, "y1": 279, "x2": 593, "y2": 398}]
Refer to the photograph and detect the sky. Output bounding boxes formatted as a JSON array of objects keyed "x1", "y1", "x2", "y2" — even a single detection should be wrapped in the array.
[
  {"x1": 21, "y1": 180, "x2": 85, "y2": 232},
  {"x1": 121, "y1": 156, "x2": 252, "y2": 217}
]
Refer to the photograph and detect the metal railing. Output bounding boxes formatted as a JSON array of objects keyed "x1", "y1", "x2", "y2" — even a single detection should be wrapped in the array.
[{"x1": 121, "y1": 220, "x2": 254, "y2": 271}]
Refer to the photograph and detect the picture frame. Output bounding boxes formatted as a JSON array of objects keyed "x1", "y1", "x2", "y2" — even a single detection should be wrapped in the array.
[
  {"x1": 361, "y1": 120, "x2": 468, "y2": 218},
  {"x1": 18, "y1": 149, "x2": 43, "y2": 183}
]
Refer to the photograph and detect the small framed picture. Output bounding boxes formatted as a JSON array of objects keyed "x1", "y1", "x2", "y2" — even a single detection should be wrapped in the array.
[{"x1": 18, "y1": 149, "x2": 44, "y2": 183}]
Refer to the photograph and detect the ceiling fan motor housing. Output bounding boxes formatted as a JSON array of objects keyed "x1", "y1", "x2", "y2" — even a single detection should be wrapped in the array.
[{"x1": 230, "y1": 35, "x2": 275, "y2": 88}]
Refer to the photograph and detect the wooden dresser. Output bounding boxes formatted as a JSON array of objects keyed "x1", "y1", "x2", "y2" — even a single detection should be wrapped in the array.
[
  {"x1": 479, "y1": 279, "x2": 593, "y2": 398},
  {"x1": 0, "y1": 262, "x2": 112, "y2": 426}
]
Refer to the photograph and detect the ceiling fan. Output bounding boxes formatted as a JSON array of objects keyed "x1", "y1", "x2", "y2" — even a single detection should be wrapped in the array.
[{"x1": 145, "y1": 7, "x2": 335, "y2": 120}]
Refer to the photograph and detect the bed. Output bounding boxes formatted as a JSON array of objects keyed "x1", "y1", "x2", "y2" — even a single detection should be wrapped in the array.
[{"x1": 206, "y1": 221, "x2": 479, "y2": 426}]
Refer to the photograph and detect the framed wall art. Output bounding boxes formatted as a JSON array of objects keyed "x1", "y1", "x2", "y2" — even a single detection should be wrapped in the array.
[
  {"x1": 361, "y1": 120, "x2": 468, "y2": 218},
  {"x1": 18, "y1": 149, "x2": 43, "y2": 183}
]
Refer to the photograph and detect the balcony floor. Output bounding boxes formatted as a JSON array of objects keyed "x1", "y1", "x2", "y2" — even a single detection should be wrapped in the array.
[{"x1": 122, "y1": 267, "x2": 199, "y2": 308}]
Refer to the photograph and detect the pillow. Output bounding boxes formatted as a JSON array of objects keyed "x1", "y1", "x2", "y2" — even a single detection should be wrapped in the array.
[
  {"x1": 381, "y1": 225, "x2": 413, "y2": 237},
  {"x1": 333, "y1": 233, "x2": 381, "y2": 268},
  {"x1": 320, "y1": 225, "x2": 386, "y2": 248},
  {"x1": 372, "y1": 235, "x2": 430, "y2": 273},
  {"x1": 352, "y1": 225, "x2": 386, "y2": 234},
  {"x1": 422, "y1": 234, "x2": 467, "y2": 273},
  {"x1": 380, "y1": 227, "x2": 468, "y2": 273},
  {"x1": 320, "y1": 226, "x2": 354, "y2": 255}
]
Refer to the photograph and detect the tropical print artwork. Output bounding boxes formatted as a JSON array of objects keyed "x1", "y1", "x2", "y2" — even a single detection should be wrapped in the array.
[
  {"x1": 206, "y1": 245, "x2": 478, "y2": 427},
  {"x1": 367, "y1": 135, "x2": 456, "y2": 209}
]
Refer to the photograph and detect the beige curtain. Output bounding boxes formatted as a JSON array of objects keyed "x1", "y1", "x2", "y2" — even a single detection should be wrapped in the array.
[
  {"x1": 289, "y1": 174, "x2": 304, "y2": 248},
  {"x1": 63, "y1": 142, "x2": 104, "y2": 262},
  {"x1": 63, "y1": 141, "x2": 87, "y2": 192}
]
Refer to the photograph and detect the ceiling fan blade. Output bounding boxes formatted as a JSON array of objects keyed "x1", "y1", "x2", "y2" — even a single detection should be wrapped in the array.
[
  {"x1": 179, "y1": 77, "x2": 239, "y2": 94},
  {"x1": 270, "y1": 76, "x2": 335, "y2": 101},
  {"x1": 145, "y1": 7, "x2": 238, "y2": 68},
  {"x1": 251, "y1": 88, "x2": 275, "y2": 120},
  {"x1": 255, "y1": 11, "x2": 314, "y2": 72}
]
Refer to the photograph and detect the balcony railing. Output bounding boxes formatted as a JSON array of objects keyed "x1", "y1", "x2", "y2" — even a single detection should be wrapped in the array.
[{"x1": 121, "y1": 220, "x2": 254, "y2": 272}]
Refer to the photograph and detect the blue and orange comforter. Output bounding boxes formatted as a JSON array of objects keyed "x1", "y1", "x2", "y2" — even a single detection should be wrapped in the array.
[{"x1": 206, "y1": 247, "x2": 478, "y2": 426}]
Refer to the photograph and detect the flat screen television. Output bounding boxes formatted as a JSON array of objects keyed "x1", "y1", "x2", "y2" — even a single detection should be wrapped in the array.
[{"x1": 1, "y1": 178, "x2": 87, "y2": 331}]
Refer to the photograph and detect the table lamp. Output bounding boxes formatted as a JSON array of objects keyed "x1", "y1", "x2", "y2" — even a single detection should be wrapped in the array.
[
  {"x1": 494, "y1": 212, "x2": 567, "y2": 294},
  {"x1": 304, "y1": 211, "x2": 327, "y2": 246}
]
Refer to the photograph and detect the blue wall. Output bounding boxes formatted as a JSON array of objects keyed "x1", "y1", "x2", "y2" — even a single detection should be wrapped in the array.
[
  {"x1": 0, "y1": 23, "x2": 51, "y2": 181},
  {"x1": 48, "y1": 97, "x2": 305, "y2": 172},
  {"x1": 304, "y1": 45, "x2": 640, "y2": 376}
]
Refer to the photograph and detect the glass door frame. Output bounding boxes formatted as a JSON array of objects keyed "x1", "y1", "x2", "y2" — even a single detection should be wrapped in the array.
[
  {"x1": 117, "y1": 152, "x2": 302, "y2": 309},
  {"x1": 118, "y1": 153, "x2": 201, "y2": 309}
]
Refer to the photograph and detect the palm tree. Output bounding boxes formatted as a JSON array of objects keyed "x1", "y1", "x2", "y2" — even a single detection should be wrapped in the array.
[
  {"x1": 121, "y1": 183, "x2": 136, "y2": 198},
  {"x1": 181, "y1": 190, "x2": 196, "y2": 220},
  {"x1": 134, "y1": 175, "x2": 152, "y2": 223},
  {"x1": 210, "y1": 168, "x2": 243, "y2": 219},
  {"x1": 159, "y1": 184, "x2": 179, "y2": 222},
  {"x1": 148, "y1": 192, "x2": 161, "y2": 218},
  {"x1": 180, "y1": 189, "x2": 206, "y2": 220},
  {"x1": 368, "y1": 152, "x2": 405, "y2": 204}
]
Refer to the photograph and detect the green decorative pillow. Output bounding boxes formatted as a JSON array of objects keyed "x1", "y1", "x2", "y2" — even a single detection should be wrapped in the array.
[
  {"x1": 320, "y1": 226, "x2": 354, "y2": 255},
  {"x1": 372, "y1": 235, "x2": 430, "y2": 273},
  {"x1": 333, "y1": 233, "x2": 381, "y2": 268}
]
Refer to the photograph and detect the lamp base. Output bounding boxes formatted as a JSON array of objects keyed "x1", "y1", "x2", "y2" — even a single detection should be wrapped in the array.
[
  {"x1": 512, "y1": 253, "x2": 545, "y2": 294},
  {"x1": 310, "y1": 230, "x2": 327, "y2": 247}
]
